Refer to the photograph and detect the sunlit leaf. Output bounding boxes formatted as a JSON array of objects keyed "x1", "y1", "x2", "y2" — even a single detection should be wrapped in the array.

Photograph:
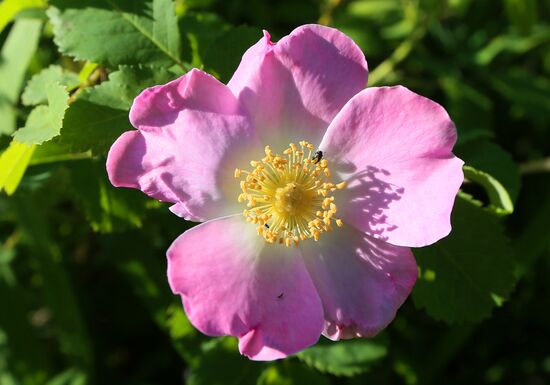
[
  {"x1": 21, "y1": 65, "x2": 79, "y2": 106},
  {"x1": 0, "y1": 19, "x2": 42, "y2": 135},
  {"x1": 14, "y1": 84, "x2": 69, "y2": 145},
  {"x1": 0, "y1": 0, "x2": 45, "y2": 33},
  {"x1": 81, "y1": 65, "x2": 177, "y2": 110},
  {"x1": 48, "y1": 0, "x2": 184, "y2": 68},
  {"x1": 0, "y1": 141, "x2": 35, "y2": 195},
  {"x1": 297, "y1": 338, "x2": 387, "y2": 377}
]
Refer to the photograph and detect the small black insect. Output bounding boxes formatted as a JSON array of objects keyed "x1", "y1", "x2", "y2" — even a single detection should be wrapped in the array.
[
  {"x1": 277, "y1": 292, "x2": 284, "y2": 299},
  {"x1": 311, "y1": 150, "x2": 323, "y2": 164},
  {"x1": 264, "y1": 223, "x2": 270, "y2": 229}
]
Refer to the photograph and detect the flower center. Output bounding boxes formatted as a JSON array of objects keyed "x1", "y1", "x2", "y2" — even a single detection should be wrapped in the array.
[{"x1": 234, "y1": 141, "x2": 346, "y2": 247}]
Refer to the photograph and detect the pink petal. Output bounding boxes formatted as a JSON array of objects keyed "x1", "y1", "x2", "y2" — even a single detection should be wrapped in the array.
[
  {"x1": 167, "y1": 215, "x2": 324, "y2": 360},
  {"x1": 320, "y1": 86, "x2": 464, "y2": 247},
  {"x1": 301, "y1": 225, "x2": 417, "y2": 340},
  {"x1": 106, "y1": 69, "x2": 262, "y2": 222},
  {"x1": 228, "y1": 25, "x2": 368, "y2": 147}
]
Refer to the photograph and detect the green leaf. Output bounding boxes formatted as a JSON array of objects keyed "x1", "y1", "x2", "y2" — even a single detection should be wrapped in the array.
[
  {"x1": 59, "y1": 100, "x2": 132, "y2": 155},
  {"x1": 82, "y1": 65, "x2": 176, "y2": 110},
  {"x1": 0, "y1": 141, "x2": 36, "y2": 195},
  {"x1": 257, "y1": 362, "x2": 330, "y2": 385},
  {"x1": 203, "y1": 26, "x2": 262, "y2": 82},
  {"x1": 48, "y1": 0, "x2": 184, "y2": 68},
  {"x1": 456, "y1": 140, "x2": 521, "y2": 202},
  {"x1": 187, "y1": 337, "x2": 263, "y2": 385},
  {"x1": 58, "y1": 65, "x2": 175, "y2": 155},
  {"x1": 13, "y1": 83, "x2": 69, "y2": 145},
  {"x1": 412, "y1": 196, "x2": 516, "y2": 323},
  {"x1": 297, "y1": 337, "x2": 387, "y2": 377},
  {"x1": 29, "y1": 142, "x2": 91, "y2": 165},
  {"x1": 21, "y1": 65, "x2": 79, "y2": 106},
  {"x1": 0, "y1": 19, "x2": 42, "y2": 135},
  {"x1": 462, "y1": 166, "x2": 514, "y2": 215},
  {"x1": 69, "y1": 160, "x2": 146, "y2": 232},
  {"x1": 0, "y1": 0, "x2": 45, "y2": 33}
]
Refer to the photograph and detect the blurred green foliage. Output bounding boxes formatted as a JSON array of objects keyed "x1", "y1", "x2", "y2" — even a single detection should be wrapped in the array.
[{"x1": 0, "y1": 0, "x2": 549, "y2": 384}]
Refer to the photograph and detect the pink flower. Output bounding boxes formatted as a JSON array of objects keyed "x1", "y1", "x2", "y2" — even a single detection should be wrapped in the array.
[{"x1": 106, "y1": 25, "x2": 464, "y2": 360}]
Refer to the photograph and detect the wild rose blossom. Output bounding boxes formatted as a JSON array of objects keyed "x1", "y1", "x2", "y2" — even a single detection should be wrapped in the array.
[{"x1": 106, "y1": 24, "x2": 464, "y2": 360}]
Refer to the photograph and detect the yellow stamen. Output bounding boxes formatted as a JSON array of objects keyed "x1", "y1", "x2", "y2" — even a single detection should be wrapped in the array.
[{"x1": 235, "y1": 140, "x2": 347, "y2": 246}]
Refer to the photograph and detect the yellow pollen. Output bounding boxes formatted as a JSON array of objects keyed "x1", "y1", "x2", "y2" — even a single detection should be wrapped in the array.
[{"x1": 235, "y1": 140, "x2": 346, "y2": 246}]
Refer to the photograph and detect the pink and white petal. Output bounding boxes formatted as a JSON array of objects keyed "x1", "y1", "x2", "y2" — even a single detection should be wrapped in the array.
[
  {"x1": 167, "y1": 215, "x2": 324, "y2": 360},
  {"x1": 130, "y1": 68, "x2": 246, "y2": 132},
  {"x1": 228, "y1": 25, "x2": 368, "y2": 147},
  {"x1": 300, "y1": 225, "x2": 417, "y2": 340},
  {"x1": 107, "y1": 69, "x2": 263, "y2": 222},
  {"x1": 320, "y1": 86, "x2": 464, "y2": 247}
]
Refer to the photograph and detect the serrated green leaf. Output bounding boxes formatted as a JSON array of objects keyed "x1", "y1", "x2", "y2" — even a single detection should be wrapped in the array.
[
  {"x1": 257, "y1": 362, "x2": 330, "y2": 385},
  {"x1": 297, "y1": 338, "x2": 387, "y2": 377},
  {"x1": 412, "y1": 196, "x2": 516, "y2": 323},
  {"x1": 14, "y1": 83, "x2": 69, "y2": 145},
  {"x1": 0, "y1": 19, "x2": 42, "y2": 135},
  {"x1": 21, "y1": 65, "x2": 79, "y2": 106},
  {"x1": 0, "y1": 141, "x2": 35, "y2": 195},
  {"x1": 82, "y1": 65, "x2": 176, "y2": 110},
  {"x1": 456, "y1": 140, "x2": 521, "y2": 202},
  {"x1": 59, "y1": 65, "x2": 175, "y2": 154},
  {"x1": 59, "y1": 99, "x2": 131, "y2": 155},
  {"x1": 48, "y1": 0, "x2": 184, "y2": 68}
]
